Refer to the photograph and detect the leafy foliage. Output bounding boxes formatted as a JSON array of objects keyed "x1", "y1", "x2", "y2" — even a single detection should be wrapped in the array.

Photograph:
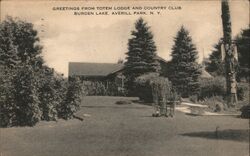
[
  {"x1": 198, "y1": 77, "x2": 226, "y2": 100},
  {"x1": 168, "y1": 26, "x2": 201, "y2": 97},
  {"x1": 134, "y1": 73, "x2": 159, "y2": 102},
  {"x1": 59, "y1": 77, "x2": 82, "y2": 120},
  {"x1": 206, "y1": 27, "x2": 250, "y2": 81},
  {"x1": 124, "y1": 18, "x2": 160, "y2": 94},
  {"x1": 0, "y1": 66, "x2": 16, "y2": 127},
  {"x1": 198, "y1": 77, "x2": 247, "y2": 103},
  {"x1": 12, "y1": 65, "x2": 42, "y2": 126},
  {"x1": 205, "y1": 42, "x2": 225, "y2": 76},
  {"x1": 37, "y1": 67, "x2": 67, "y2": 121},
  {"x1": 134, "y1": 73, "x2": 179, "y2": 103},
  {"x1": 0, "y1": 16, "x2": 43, "y2": 68},
  {"x1": 235, "y1": 28, "x2": 250, "y2": 81},
  {"x1": 0, "y1": 16, "x2": 82, "y2": 127}
]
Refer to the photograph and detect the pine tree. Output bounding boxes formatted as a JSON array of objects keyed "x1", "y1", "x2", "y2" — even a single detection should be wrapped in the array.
[
  {"x1": 169, "y1": 26, "x2": 201, "y2": 97},
  {"x1": 206, "y1": 28, "x2": 249, "y2": 80},
  {"x1": 124, "y1": 18, "x2": 160, "y2": 93},
  {"x1": 235, "y1": 27, "x2": 250, "y2": 80},
  {"x1": 206, "y1": 42, "x2": 225, "y2": 76}
]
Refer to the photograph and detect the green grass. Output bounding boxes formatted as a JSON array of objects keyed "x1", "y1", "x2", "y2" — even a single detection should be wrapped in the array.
[{"x1": 0, "y1": 96, "x2": 249, "y2": 156}]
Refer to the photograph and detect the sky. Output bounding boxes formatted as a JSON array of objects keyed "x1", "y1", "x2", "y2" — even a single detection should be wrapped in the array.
[{"x1": 1, "y1": 0, "x2": 249, "y2": 76}]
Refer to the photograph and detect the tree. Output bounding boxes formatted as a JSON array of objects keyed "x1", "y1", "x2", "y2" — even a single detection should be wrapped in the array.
[
  {"x1": 59, "y1": 77, "x2": 82, "y2": 120},
  {"x1": 235, "y1": 27, "x2": 250, "y2": 81},
  {"x1": 124, "y1": 17, "x2": 160, "y2": 93},
  {"x1": 0, "y1": 65, "x2": 17, "y2": 127},
  {"x1": 0, "y1": 19, "x2": 19, "y2": 68},
  {"x1": 0, "y1": 16, "x2": 44, "y2": 69},
  {"x1": 12, "y1": 65, "x2": 42, "y2": 126},
  {"x1": 0, "y1": 16, "x2": 71, "y2": 127},
  {"x1": 37, "y1": 67, "x2": 58, "y2": 121},
  {"x1": 206, "y1": 28, "x2": 249, "y2": 81},
  {"x1": 168, "y1": 26, "x2": 201, "y2": 97},
  {"x1": 205, "y1": 41, "x2": 225, "y2": 76},
  {"x1": 0, "y1": 16, "x2": 45, "y2": 126}
]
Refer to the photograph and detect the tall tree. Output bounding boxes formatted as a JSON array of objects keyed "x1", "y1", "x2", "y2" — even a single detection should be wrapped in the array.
[
  {"x1": 0, "y1": 16, "x2": 44, "y2": 69},
  {"x1": 0, "y1": 19, "x2": 19, "y2": 68},
  {"x1": 235, "y1": 27, "x2": 250, "y2": 81},
  {"x1": 124, "y1": 18, "x2": 160, "y2": 93},
  {"x1": 169, "y1": 26, "x2": 201, "y2": 97},
  {"x1": 206, "y1": 27, "x2": 250, "y2": 81},
  {"x1": 205, "y1": 41, "x2": 225, "y2": 76}
]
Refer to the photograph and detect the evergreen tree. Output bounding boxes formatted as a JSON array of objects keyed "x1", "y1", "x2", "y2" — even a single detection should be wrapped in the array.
[
  {"x1": 124, "y1": 18, "x2": 160, "y2": 93},
  {"x1": 235, "y1": 27, "x2": 250, "y2": 80},
  {"x1": 206, "y1": 42, "x2": 225, "y2": 76},
  {"x1": 206, "y1": 27, "x2": 249, "y2": 81},
  {"x1": 169, "y1": 26, "x2": 201, "y2": 97}
]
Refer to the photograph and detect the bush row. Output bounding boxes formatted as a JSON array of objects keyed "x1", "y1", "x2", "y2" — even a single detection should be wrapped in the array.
[
  {"x1": 0, "y1": 65, "x2": 82, "y2": 127},
  {"x1": 81, "y1": 81, "x2": 126, "y2": 96},
  {"x1": 198, "y1": 77, "x2": 247, "y2": 101}
]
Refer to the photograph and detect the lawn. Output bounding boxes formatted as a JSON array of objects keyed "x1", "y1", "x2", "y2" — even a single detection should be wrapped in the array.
[{"x1": 0, "y1": 96, "x2": 249, "y2": 156}]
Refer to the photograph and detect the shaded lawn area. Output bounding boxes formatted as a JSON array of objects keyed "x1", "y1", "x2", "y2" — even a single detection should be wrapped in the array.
[{"x1": 0, "y1": 96, "x2": 249, "y2": 156}]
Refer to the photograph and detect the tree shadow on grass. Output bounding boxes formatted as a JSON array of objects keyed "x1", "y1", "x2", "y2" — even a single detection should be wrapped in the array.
[{"x1": 181, "y1": 129, "x2": 249, "y2": 143}]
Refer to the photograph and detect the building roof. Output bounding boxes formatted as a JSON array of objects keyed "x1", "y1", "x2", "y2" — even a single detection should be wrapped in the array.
[
  {"x1": 68, "y1": 56, "x2": 170, "y2": 77},
  {"x1": 69, "y1": 62, "x2": 123, "y2": 77},
  {"x1": 201, "y1": 67, "x2": 213, "y2": 78},
  {"x1": 155, "y1": 55, "x2": 169, "y2": 64}
]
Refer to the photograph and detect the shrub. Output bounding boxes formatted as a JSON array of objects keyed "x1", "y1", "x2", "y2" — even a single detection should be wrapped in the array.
[
  {"x1": 240, "y1": 105, "x2": 250, "y2": 119},
  {"x1": 200, "y1": 96, "x2": 227, "y2": 112},
  {"x1": 198, "y1": 77, "x2": 226, "y2": 100},
  {"x1": 198, "y1": 77, "x2": 248, "y2": 103},
  {"x1": 115, "y1": 100, "x2": 132, "y2": 105},
  {"x1": 134, "y1": 73, "x2": 158, "y2": 102},
  {"x1": 150, "y1": 76, "x2": 174, "y2": 102},
  {"x1": 81, "y1": 81, "x2": 106, "y2": 96},
  {"x1": 189, "y1": 95, "x2": 198, "y2": 103},
  {"x1": 59, "y1": 77, "x2": 82, "y2": 120},
  {"x1": 81, "y1": 80, "x2": 125, "y2": 96},
  {"x1": 237, "y1": 83, "x2": 249, "y2": 101},
  {"x1": 134, "y1": 73, "x2": 179, "y2": 103},
  {"x1": 37, "y1": 68, "x2": 67, "y2": 121},
  {"x1": 12, "y1": 65, "x2": 42, "y2": 126},
  {"x1": 106, "y1": 82, "x2": 126, "y2": 96},
  {"x1": 0, "y1": 66, "x2": 16, "y2": 127},
  {"x1": 54, "y1": 75, "x2": 68, "y2": 118}
]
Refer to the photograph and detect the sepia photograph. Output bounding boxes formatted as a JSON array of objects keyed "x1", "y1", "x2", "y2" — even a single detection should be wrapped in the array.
[{"x1": 0, "y1": 0, "x2": 249, "y2": 156}]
